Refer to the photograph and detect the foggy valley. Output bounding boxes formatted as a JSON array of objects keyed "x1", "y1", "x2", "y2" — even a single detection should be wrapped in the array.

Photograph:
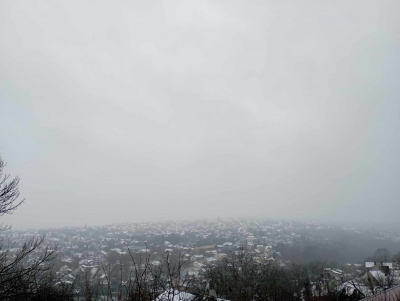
[{"x1": 1, "y1": 0, "x2": 399, "y2": 300}]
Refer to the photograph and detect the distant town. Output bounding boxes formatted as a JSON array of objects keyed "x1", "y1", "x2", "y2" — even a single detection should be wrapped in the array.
[{"x1": 4, "y1": 218, "x2": 400, "y2": 300}]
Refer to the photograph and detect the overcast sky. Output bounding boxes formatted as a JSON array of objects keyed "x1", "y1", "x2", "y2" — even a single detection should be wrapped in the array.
[{"x1": 1, "y1": 0, "x2": 399, "y2": 229}]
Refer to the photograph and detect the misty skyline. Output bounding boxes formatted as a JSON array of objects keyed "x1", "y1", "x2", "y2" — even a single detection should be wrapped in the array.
[{"x1": 1, "y1": 0, "x2": 399, "y2": 229}]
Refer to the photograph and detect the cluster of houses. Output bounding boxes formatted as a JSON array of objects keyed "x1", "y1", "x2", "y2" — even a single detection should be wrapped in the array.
[
  {"x1": 314, "y1": 261, "x2": 400, "y2": 300},
  {"x1": 3, "y1": 219, "x2": 400, "y2": 300}
]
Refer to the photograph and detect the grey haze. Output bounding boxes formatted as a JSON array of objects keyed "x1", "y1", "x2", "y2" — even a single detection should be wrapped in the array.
[{"x1": 0, "y1": 0, "x2": 399, "y2": 229}]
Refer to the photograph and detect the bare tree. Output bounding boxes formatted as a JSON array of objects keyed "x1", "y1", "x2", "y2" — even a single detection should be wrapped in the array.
[
  {"x1": 374, "y1": 270, "x2": 397, "y2": 290},
  {"x1": 392, "y1": 252, "x2": 400, "y2": 268},
  {"x1": 125, "y1": 249, "x2": 197, "y2": 301},
  {"x1": 0, "y1": 155, "x2": 73, "y2": 300},
  {"x1": 79, "y1": 248, "x2": 199, "y2": 301},
  {"x1": 0, "y1": 158, "x2": 23, "y2": 230},
  {"x1": 203, "y1": 246, "x2": 259, "y2": 301},
  {"x1": 372, "y1": 249, "x2": 392, "y2": 265},
  {"x1": 203, "y1": 246, "x2": 304, "y2": 301}
]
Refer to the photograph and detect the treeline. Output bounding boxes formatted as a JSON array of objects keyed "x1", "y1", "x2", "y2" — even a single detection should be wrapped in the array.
[
  {"x1": 51, "y1": 247, "x2": 365, "y2": 300},
  {"x1": 4, "y1": 247, "x2": 351, "y2": 301},
  {"x1": 75, "y1": 246, "x2": 400, "y2": 300}
]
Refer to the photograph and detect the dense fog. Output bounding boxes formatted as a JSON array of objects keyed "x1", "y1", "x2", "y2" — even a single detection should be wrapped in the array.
[{"x1": 1, "y1": 0, "x2": 399, "y2": 229}]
